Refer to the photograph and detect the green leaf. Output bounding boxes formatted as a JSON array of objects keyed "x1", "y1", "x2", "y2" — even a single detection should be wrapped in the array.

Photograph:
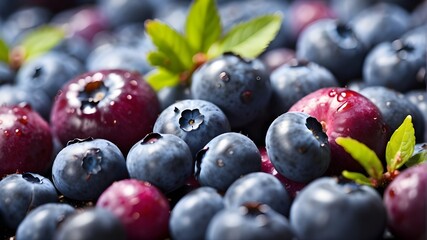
[
  {"x1": 342, "y1": 171, "x2": 373, "y2": 186},
  {"x1": 185, "y1": 0, "x2": 221, "y2": 53},
  {"x1": 145, "y1": 68, "x2": 180, "y2": 91},
  {"x1": 147, "y1": 51, "x2": 181, "y2": 73},
  {"x1": 386, "y1": 115, "x2": 416, "y2": 172},
  {"x1": 209, "y1": 14, "x2": 282, "y2": 59},
  {"x1": 20, "y1": 25, "x2": 65, "y2": 61},
  {"x1": 145, "y1": 20, "x2": 194, "y2": 73},
  {"x1": 0, "y1": 38, "x2": 9, "y2": 63},
  {"x1": 336, "y1": 137, "x2": 384, "y2": 179},
  {"x1": 405, "y1": 143, "x2": 427, "y2": 168}
]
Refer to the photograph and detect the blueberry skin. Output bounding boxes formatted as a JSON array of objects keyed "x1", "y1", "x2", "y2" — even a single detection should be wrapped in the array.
[
  {"x1": 54, "y1": 207, "x2": 126, "y2": 240},
  {"x1": 0, "y1": 62, "x2": 15, "y2": 86},
  {"x1": 16, "y1": 51, "x2": 85, "y2": 99},
  {"x1": 16, "y1": 203, "x2": 76, "y2": 240},
  {"x1": 350, "y1": 3, "x2": 410, "y2": 50},
  {"x1": 191, "y1": 53, "x2": 272, "y2": 128},
  {"x1": 359, "y1": 86, "x2": 425, "y2": 143},
  {"x1": 169, "y1": 187, "x2": 224, "y2": 240},
  {"x1": 290, "y1": 177, "x2": 387, "y2": 240},
  {"x1": 126, "y1": 133, "x2": 193, "y2": 193},
  {"x1": 52, "y1": 138, "x2": 129, "y2": 201},
  {"x1": 206, "y1": 203, "x2": 295, "y2": 240},
  {"x1": 0, "y1": 173, "x2": 58, "y2": 229},
  {"x1": 269, "y1": 59, "x2": 339, "y2": 117},
  {"x1": 401, "y1": 25, "x2": 427, "y2": 51},
  {"x1": 97, "y1": 0, "x2": 154, "y2": 28},
  {"x1": 0, "y1": 84, "x2": 52, "y2": 120},
  {"x1": 153, "y1": 99, "x2": 231, "y2": 158},
  {"x1": 296, "y1": 19, "x2": 367, "y2": 83},
  {"x1": 405, "y1": 90, "x2": 427, "y2": 141},
  {"x1": 363, "y1": 39, "x2": 426, "y2": 92},
  {"x1": 157, "y1": 84, "x2": 192, "y2": 111},
  {"x1": 266, "y1": 112, "x2": 330, "y2": 183},
  {"x1": 224, "y1": 172, "x2": 291, "y2": 217},
  {"x1": 195, "y1": 132, "x2": 261, "y2": 192},
  {"x1": 86, "y1": 44, "x2": 152, "y2": 75}
]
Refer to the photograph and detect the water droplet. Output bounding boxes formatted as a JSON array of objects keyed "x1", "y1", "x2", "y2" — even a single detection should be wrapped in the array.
[
  {"x1": 228, "y1": 150, "x2": 234, "y2": 155},
  {"x1": 241, "y1": 90, "x2": 253, "y2": 104},
  {"x1": 337, "y1": 92, "x2": 347, "y2": 102},
  {"x1": 386, "y1": 101, "x2": 391, "y2": 107},
  {"x1": 217, "y1": 159, "x2": 224, "y2": 167},
  {"x1": 127, "y1": 95, "x2": 133, "y2": 100},
  {"x1": 113, "y1": 120, "x2": 117, "y2": 124},
  {"x1": 109, "y1": 101, "x2": 115, "y2": 106},
  {"x1": 328, "y1": 89, "x2": 337, "y2": 97},
  {"x1": 18, "y1": 115, "x2": 28, "y2": 125},
  {"x1": 256, "y1": 76, "x2": 261, "y2": 81},
  {"x1": 219, "y1": 71, "x2": 230, "y2": 82},
  {"x1": 15, "y1": 128, "x2": 22, "y2": 136},
  {"x1": 3, "y1": 130, "x2": 10, "y2": 137},
  {"x1": 130, "y1": 80, "x2": 138, "y2": 87}
]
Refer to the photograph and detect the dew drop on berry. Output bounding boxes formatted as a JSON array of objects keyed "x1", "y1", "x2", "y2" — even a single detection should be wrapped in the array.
[
  {"x1": 219, "y1": 71, "x2": 230, "y2": 82},
  {"x1": 328, "y1": 89, "x2": 337, "y2": 97}
]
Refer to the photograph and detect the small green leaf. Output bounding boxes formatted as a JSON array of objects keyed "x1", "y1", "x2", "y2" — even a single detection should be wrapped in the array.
[
  {"x1": 147, "y1": 51, "x2": 181, "y2": 73},
  {"x1": 145, "y1": 68, "x2": 180, "y2": 91},
  {"x1": 185, "y1": 0, "x2": 221, "y2": 53},
  {"x1": 0, "y1": 38, "x2": 9, "y2": 63},
  {"x1": 336, "y1": 137, "x2": 384, "y2": 179},
  {"x1": 20, "y1": 25, "x2": 65, "y2": 61},
  {"x1": 386, "y1": 115, "x2": 416, "y2": 172},
  {"x1": 342, "y1": 171, "x2": 373, "y2": 186},
  {"x1": 405, "y1": 143, "x2": 427, "y2": 168},
  {"x1": 209, "y1": 14, "x2": 282, "y2": 59},
  {"x1": 145, "y1": 20, "x2": 194, "y2": 73}
]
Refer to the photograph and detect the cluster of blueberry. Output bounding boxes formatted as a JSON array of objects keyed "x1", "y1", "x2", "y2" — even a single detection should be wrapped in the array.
[{"x1": 0, "y1": 0, "x2": 426, "y2": 239}]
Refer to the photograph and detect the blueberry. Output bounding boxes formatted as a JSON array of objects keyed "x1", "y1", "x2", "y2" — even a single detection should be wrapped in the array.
[
  {"x1": 359, "y1": 86, "x2": 425, "y2": 143},
  {"x1": 157, "y1": 84, "x2": 192, "y2": 111},
  {"x1": 224, "y1": 172, "x2": 291, "y2": 217},
  {"x1": 290, "y1": 177, "x2": 387, "y2": 240},
  {"x1": 126, "y1": 132, "x2": 193, "y2": 193},
  {"x1": 195, "y1": 132, "x2": 261, "y2": 192},
  {"x1": 400, "y1": 25, "x2": 427, "y2": 50},
  {"x1": 0, "y1": 62, "x2": 15, "y2": 86},
  {"x1": 405, "y1": 90, "x2": 427, "y2": 141},
  {"x1": 191, "y1": 53, "x2": 272, "y2": 128},
  {"x1": 169, "y1": 187, "x2": 224, "y2": 240},
  {"x1": 16, "y1": 203, "x2": 76, "y2": 240},
  {"x1": 16, "y1": 51, "x2": 85, "y2": 99},
  {"x1": 269, "y1": 59, "x2": 339, "y2": 118},
  {"x1": 0, "y1": 173, "x2": 58, "y2": 229},
  {"x1": 265, "y1": 112, "x2": 330, "y2": 183},
  {"x1": 52, "y1": 138, "x2": 129, "y2": 201},
  {"x1": 54, "y1": 207, "x2": 126, "y2": 240},
  {"x1": 296, "y1": 19, "x2": 367, "y2": 84},
  {"x1": 330, "y1": 0, "x2": 373, "y2": 22},
  {"x1": 97, "y1": 0, "x2": 154, "y2": 28},
  {"x1": 1, "y1": 6, "x2": 52, "y2": 45},
  {"x1": 362, "y1": 39, "x2": 426, "y2": 92},
  {"x1": 0, "y1": 84, "x2": 52, "y2": 120},
  {"x1": 206, "y1": 203, "x2": 295, "y2": 240},
  {"x1": 349, "y1": 3, "x2": 410, "y2": 50},
  {"x1": 153, "y1": 99, "x2": 231, "y2": 158},
  {"x1": 86, "y1": 44, "x2": 153, "y2": 75}
]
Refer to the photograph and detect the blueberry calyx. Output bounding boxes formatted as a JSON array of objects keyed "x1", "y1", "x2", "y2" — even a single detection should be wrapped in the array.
[
  {"x1": 142, "y1": 132, "x2": 162, "y2": 144},
  {"x1": 335, "y1": 22, "x2": 359, "y2": 49},
  {"x1": 392, "y1": 39, "x2": 415, "y2": 60},
  {"x1": 81, "y1": 148, "x2": 103, "y2": 175},
  {"x1": 305, "y1": 117, "x2": 328, "y2": 147},
  {"x1": 240, "y1": 202, "x2": 270, "y2": 227},
  {"x1": 31, "y1": 66, "x2": 43, "y2": 79},
  {"x1": 67, "y1": 137, "x2": 94, "y2": 146},
  {"x1": 179, "y1": 109, "x2": 204, "y2": 132},
  {"x1": 22, "y1": 172, "x2": 43, "y2": 184}
]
